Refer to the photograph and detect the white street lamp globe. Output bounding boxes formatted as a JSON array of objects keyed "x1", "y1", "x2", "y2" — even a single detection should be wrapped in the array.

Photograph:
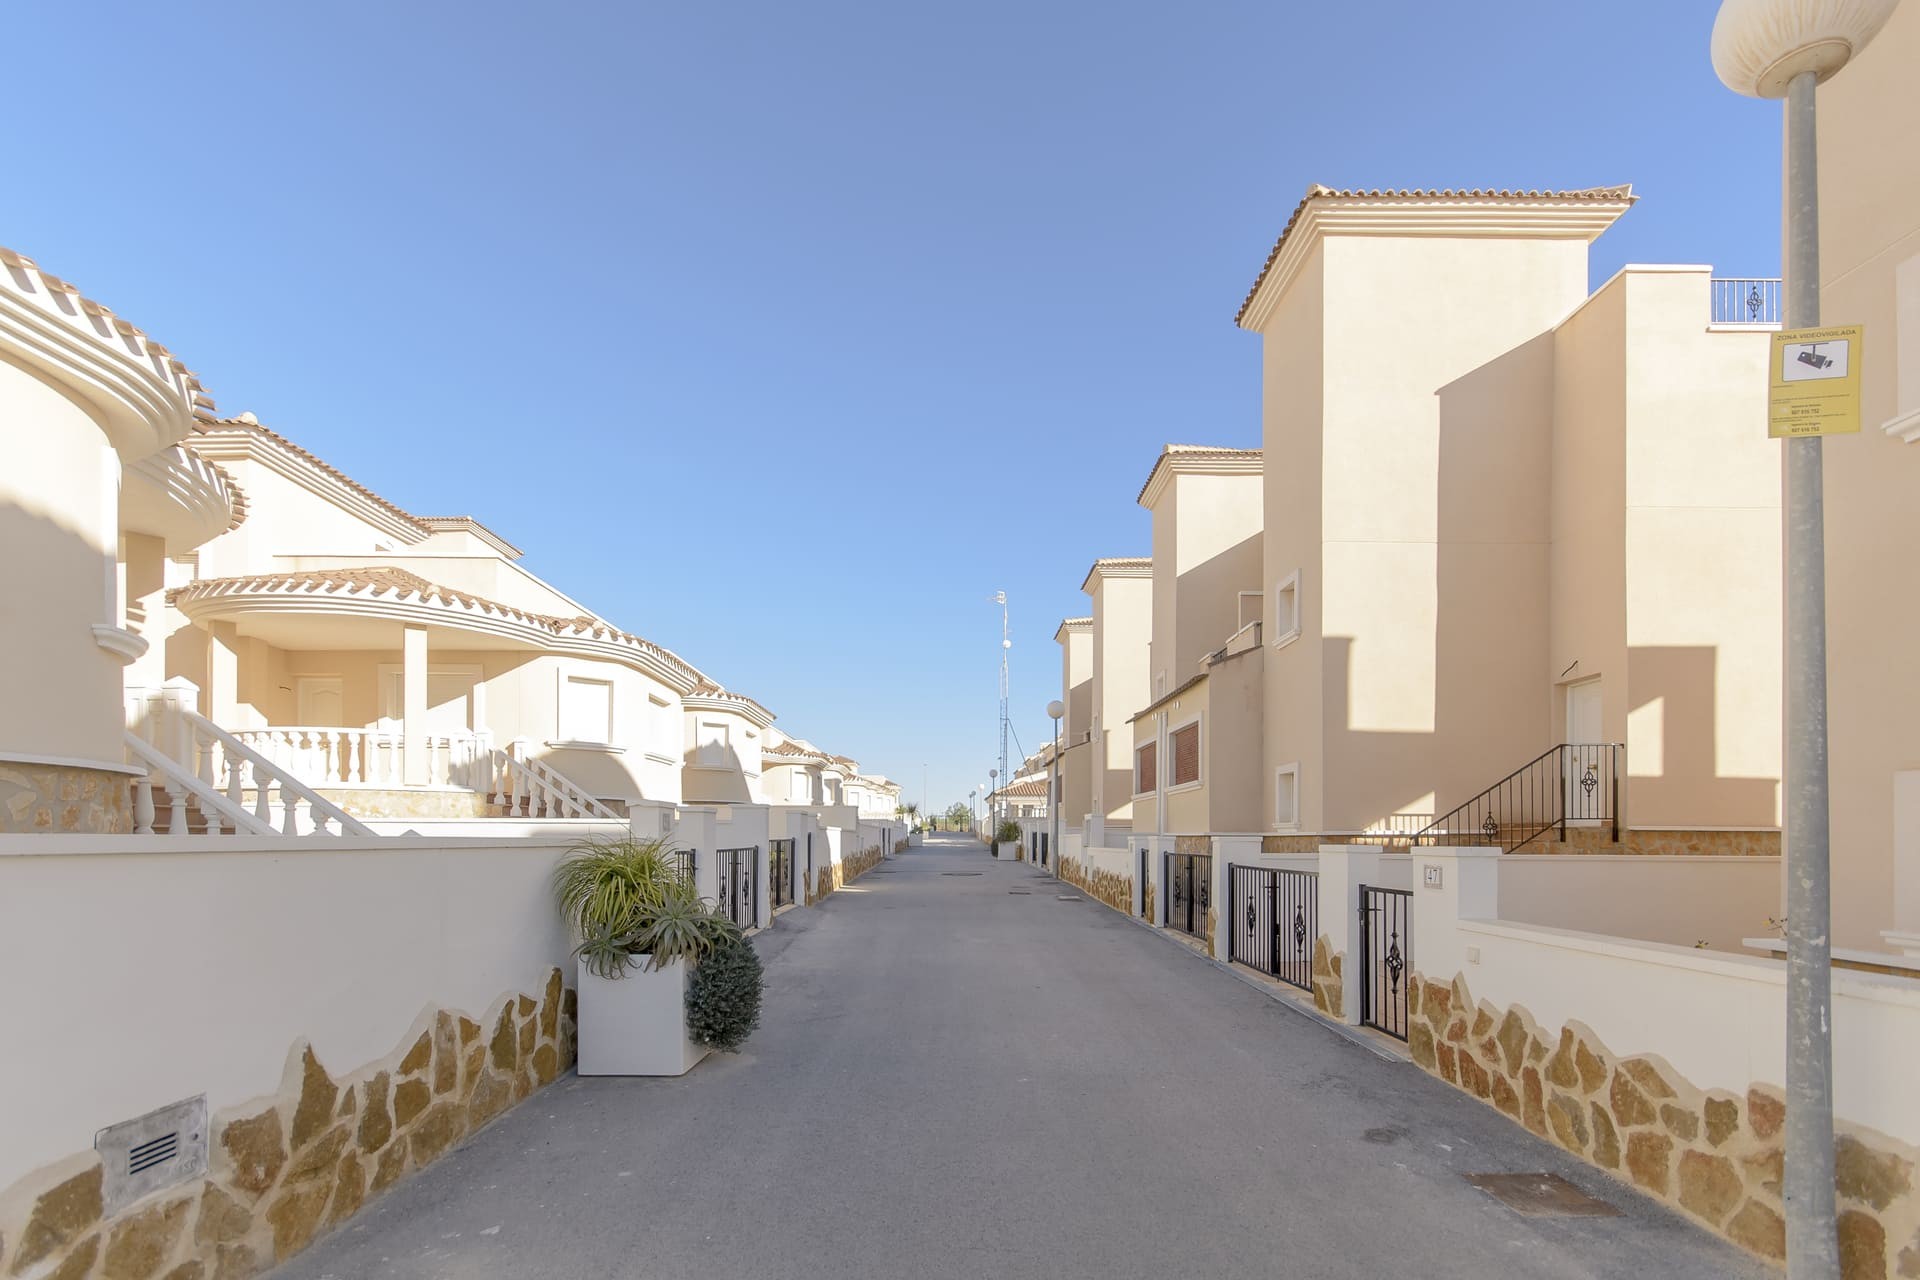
[
  {"x1": 1712, "y1": 0, "x2": 1898, "y2": 97},
  {"x1": 1046, "y1": 700, "x2": 1064, "y2": 720}
]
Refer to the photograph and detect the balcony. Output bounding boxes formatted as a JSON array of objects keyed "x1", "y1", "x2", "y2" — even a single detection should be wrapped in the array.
[{"x1": 1709, "y1": 277, "x2": 1782, "y2": 329}]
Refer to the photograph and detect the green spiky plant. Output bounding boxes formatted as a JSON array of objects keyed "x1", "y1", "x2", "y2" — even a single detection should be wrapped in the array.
[{"x1": 554, "y1": 836, "x2": 735, "y2": 977}]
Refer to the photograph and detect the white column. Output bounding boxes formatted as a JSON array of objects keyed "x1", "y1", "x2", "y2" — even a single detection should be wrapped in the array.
[
  {"x1": 402, "y1": 624, "x2": 428, "y2": 787},
  {"x1": 1318, "y1": 844, "x2": 1383, "y2": 1026},
  {"x1": 207, "y1": 621, "x2": 241, "y2": 728},
  {"x1": 1213, "y1": 836, "x2": 1263, "y2": 960},
  {"x1": 1408, "y1": 846, "x2": 1502, "y2": 988}
]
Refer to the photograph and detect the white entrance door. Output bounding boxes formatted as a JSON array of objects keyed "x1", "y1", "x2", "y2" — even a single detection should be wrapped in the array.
[
  {"x1": 296, "y1": 677, "x2": 344, "y2": 725},
  {"x1": 1565, "y1": 679, "x2": 1604, "y2": 821}
]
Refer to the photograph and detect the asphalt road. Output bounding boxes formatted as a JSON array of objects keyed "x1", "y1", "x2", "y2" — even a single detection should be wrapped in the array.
[{"x1": 274, "y1": 832, "x2": 1769, "y2": 1279}]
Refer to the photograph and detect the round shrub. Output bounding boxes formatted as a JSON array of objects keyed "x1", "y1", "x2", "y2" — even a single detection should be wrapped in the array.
[{"x1": 686, "y1": 934, "x2": 763, "y2": 1053}]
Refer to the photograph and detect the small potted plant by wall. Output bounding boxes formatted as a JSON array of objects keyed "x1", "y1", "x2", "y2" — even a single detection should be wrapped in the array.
[
  {"x1": 555, "y1": 836, "x2": 763, "y2": 1076},
  {"x1": 994, "y1": 818, "x2": 1021, "y2": 860}
]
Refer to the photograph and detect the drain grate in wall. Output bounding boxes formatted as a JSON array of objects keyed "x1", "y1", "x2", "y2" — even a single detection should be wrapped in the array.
[
  {"x1": 1463, "y1": 1172, "x2": 1620, "y2": 1218},
  {"x1": 97, "y1": 1095, "x2": 207, "y2": 1216}
]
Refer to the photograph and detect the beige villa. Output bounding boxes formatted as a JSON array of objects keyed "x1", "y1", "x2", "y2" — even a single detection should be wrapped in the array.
[
  {"x1": 0, "y1": 245, "x2": 904, "y2": 848},
  {"x1": 1813, "y1": 0, "x2": 1920, "y2": 955},
  {"x1": 1054, "y1": 615, "x2": 1093, "y2": 832},
  {"x1": 1079, "y1": 557, "x2": 1151, "y2": 846},
  {"x1": 1128, "y1": 445, "x2": 1266, "y2": 842},
  {"x1": 1237, "y1": 185, "x2": 1782, "y2": 851}
]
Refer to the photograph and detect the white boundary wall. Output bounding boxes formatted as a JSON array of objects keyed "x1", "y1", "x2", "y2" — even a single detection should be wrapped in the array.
[
  {"x1": 0, "y1": 834, "x2": 576, "y2": 1191},
  {"x1": 1494, "y1": 853, "x2": 1781, "y2": 951},
  {"x1": 1414, "y1": 848, "x2": 1920, "y2": 1147}
]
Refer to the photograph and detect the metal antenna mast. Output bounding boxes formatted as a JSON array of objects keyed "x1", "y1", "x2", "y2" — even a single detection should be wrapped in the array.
[{"x1": 992, "y1": 591, "x2": 1010, "y2": 825}]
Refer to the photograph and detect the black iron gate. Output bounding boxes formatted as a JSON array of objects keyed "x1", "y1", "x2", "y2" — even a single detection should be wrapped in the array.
[
  {"x1": 1164, "y1": 852, "x2": 1211, "y2": 938},
  {"x1": 1359, "y1": 885, "x2": 1412, "y2": 1040},
  {"x1": 770, "y1": 838, "x2": 795, "y2": 909},
  {"x1": 670, "y1": 848, "x2": 694, "y2": 887},
  {"x1": 1227, "y1": 866, "x2": 1319, "y2": 993},
  {"x1": 1137, "y1": 847, "x2": 1150, "y2": 920},
  {"x1": 715, "y1": 847, "x2": 758, "y2": 930},
  {"x1": 1033, "y1": 832, "x2": 1048, "y2": 867}
]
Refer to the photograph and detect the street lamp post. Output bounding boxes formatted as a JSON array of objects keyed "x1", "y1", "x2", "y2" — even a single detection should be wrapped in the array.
[
  {"x1": 1047, "y1": 701, "x2": 1064, "y2": 881},
  {"x1": 1712, "y1": 4, "x2": 1896, "y2": 1274}
]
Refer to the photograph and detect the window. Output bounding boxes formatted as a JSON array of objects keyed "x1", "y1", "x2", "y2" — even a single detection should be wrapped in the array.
[
  {"x1": 560, "y1": 676, "x2": 614, "y2": 744},
  {"x1": 646, "y1": 695, "x2": 673, "y2": 755},
  {"x1": 1274, "y1": 763, "x2": 1301, "y2": 828},
  {"x1": 1273, "y1": 570, "x2": 1301, "y2": 648},
  {"x1": 791, "y1": 771, "x2": 812, "y2": 802},
  {"x1": 1169, "y1": 720, "x2": 1201, "y2": 787},
  {"x1": 697, "y1": 719, "x2": 730, "y2": 766},
  {"x1": 1134, "y1": 740, "x2": 1157, "y2": 795}
]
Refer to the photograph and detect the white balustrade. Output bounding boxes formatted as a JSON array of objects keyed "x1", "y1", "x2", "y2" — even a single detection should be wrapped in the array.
[
  {"x1": 122, "y1": 687, "x2": 373, "y2": 837},
  {"x1": 486, "y1": 740, "x2": 618, "y2": 820}
]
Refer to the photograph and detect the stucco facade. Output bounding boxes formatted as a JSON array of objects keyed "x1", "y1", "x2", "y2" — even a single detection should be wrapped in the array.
[
  {"x1": 1082, "y1": 558, "x2": 1151, "y2": 839},
  {"x1": 1238, "y1": 188, "x2": 1781, "y2": 840},
  {"x1": 1814, "y1": 0, "x2": 1920, "y2": 951},
  {"x1": 1054, "y1": 617, "x2": 1093, "y2": 831}
]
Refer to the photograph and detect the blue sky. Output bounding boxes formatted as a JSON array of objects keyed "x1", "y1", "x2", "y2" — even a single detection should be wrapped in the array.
[{"x1": 7, "y1": 2, "x2": 1781, "y2": 816}]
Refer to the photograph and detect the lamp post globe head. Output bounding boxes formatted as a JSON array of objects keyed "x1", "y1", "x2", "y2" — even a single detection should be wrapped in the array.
[
  {"x1": 1046, "y1": 700, "x2": 1065, "y2": 721},
  {"x1": 1712, "y1": 0, "x2": 1898, "y2": 97}
]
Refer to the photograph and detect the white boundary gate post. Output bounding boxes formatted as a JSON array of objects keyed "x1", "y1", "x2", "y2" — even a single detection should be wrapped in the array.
[{"x1": 1318, "y1": 844, "x2": 1382, "y2": 1026}]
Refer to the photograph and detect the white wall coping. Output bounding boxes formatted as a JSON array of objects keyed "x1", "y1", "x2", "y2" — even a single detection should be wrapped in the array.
[
  {"x1": 1460, "y1": 917, "x2": 1920, "y2": 1007},
  {"x1": 1500, "y1": 853, "x2": 1781, "y2": 866},
  {"x1": 1742, "y1": 936, "x2": 1920, "y2": 977},
  {"x1": 0, "y1": 833, "x2": 582, "y2": 859}
]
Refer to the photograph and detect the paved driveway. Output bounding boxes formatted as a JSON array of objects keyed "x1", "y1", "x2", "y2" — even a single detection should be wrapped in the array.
[{"x1": 274, "y1": 833, "x2": 1767, "y2": 1279}]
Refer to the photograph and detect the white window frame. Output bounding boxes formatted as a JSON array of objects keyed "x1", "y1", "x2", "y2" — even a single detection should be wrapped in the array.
[
  {"x1": 1272, "y1": 569, "x2": 1302, "y2": 650},
  {"x1": 1133, "y1": 739, "x2": 1158, "y2": 798},
  {"x1": 696, "y1": 718, "x2": 732, "y2": 767},
  {"x1": 644, "y1": 694, "x2": 675, "y2": 764},
  {"x1": 555, "y1": 673, "x2": 615, "y2": 747},
  {"x1": 1166, "y1": 713, "x2": 1203, "y2": 793},
  {"x1": 1274, "y1": 762, "x2": 1302, "y2": 830}
]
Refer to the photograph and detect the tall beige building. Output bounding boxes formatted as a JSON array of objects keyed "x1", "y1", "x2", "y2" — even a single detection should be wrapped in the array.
[
  {"x1": 1081, "y1": 558, "x2": 1151, "y2": 841},
  {"x1": 1815, "y1": 0, "x2": 1920, "y2": 951},
  {"x1": 1236, "y1": 187, "x2": 1781, "y2": 842}
]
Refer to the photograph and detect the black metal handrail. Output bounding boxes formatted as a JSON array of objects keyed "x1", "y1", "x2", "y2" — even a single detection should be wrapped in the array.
[{"x1": 1409, "y1": 743, "x2": 1623, "y2": 852}]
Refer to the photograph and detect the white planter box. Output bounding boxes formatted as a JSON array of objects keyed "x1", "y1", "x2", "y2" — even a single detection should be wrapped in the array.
[
  {"x1": 996, "y1": 842, "x2": 1019, "y2": 860},
  {"x1": 575, "y1": 955, "x2": 710, "y2": 1077}
]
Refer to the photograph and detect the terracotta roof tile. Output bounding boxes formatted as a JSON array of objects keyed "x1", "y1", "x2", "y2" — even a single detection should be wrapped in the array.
[
  {"x1": 1233, "y1": 185, "x2": 1637, "y2": 326},
  {"x1": 0, "y1": 244, "x2": 215, "y2": 424},
  {"x1": 194, "y1": 417, "x2": 430, "y2": 536},
  {"x1": 1135, "y1": 443, "x2": 1262, "y2": 505},
  {"x1": 168, "y1": 566, "x2": 699, "y2": 684}
]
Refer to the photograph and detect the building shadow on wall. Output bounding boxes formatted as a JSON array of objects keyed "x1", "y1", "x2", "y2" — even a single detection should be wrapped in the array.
[{"x1": 1627, "y1": 645, "x2": 1778, "y2": 827}]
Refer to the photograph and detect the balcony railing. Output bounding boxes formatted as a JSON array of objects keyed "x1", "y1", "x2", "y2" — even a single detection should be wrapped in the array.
[
  {"x1": 1710, "y1": 278, "x2": 1782, "y2": 328},
  {"x1": 232, "y1": 726, "x2": 493, "y2": 790}
]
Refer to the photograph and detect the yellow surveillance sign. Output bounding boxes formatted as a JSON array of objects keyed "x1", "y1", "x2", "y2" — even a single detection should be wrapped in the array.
[{"x1": 1769, "y1": 324, "x2": 1863, "y2": 438}]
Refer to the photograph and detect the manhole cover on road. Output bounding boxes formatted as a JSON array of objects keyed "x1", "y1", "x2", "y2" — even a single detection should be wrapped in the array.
[
  {"x1": 1463, "y1": 1173, "x2": 1621, "y2": 1218},
  {"x1": 1055, "y1": 896, "x2": 1083, "y2": 902},
  {"x1": 941, "y1": 872, "x2": 983, "y2": 877},
  {"x1": 1008, "y1": 889, "x2": 1031, "y2": 895}
]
